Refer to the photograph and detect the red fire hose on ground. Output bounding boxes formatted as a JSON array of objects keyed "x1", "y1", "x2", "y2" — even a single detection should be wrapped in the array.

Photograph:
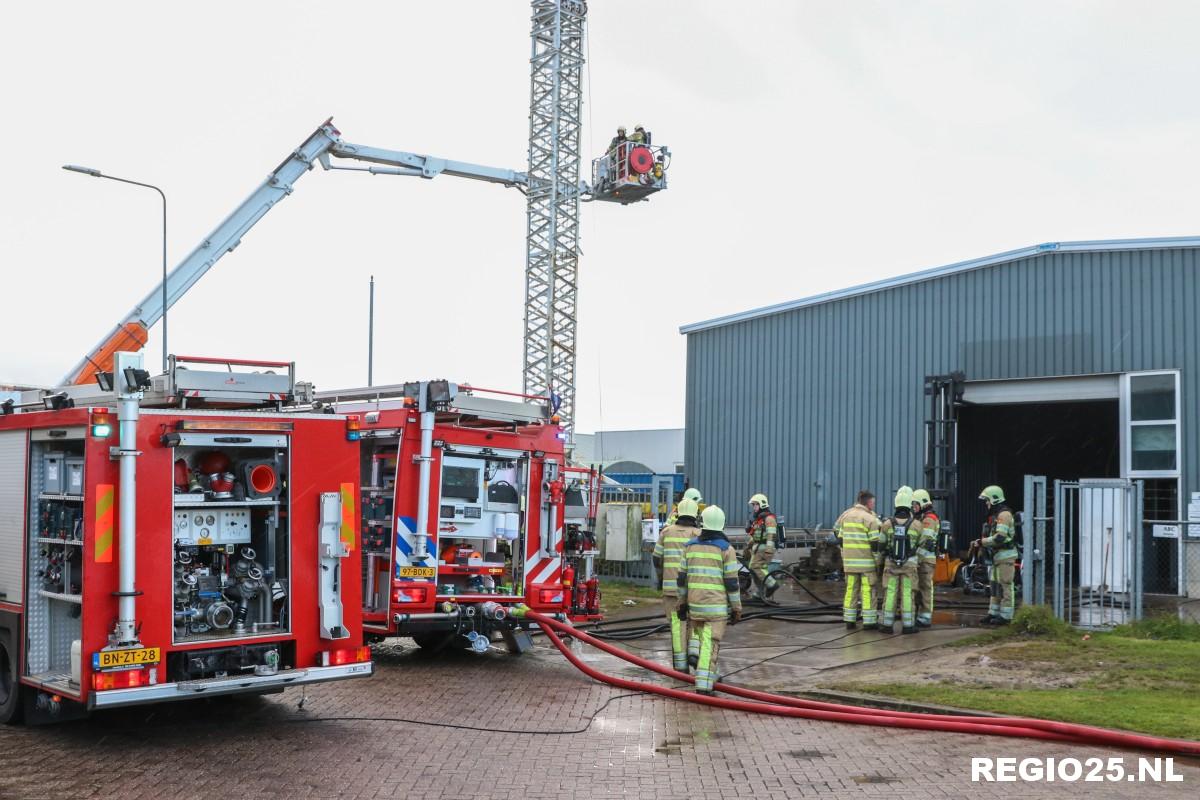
[{"x1": 516, "y1": 609, "x2": 1200, "y2": 756}]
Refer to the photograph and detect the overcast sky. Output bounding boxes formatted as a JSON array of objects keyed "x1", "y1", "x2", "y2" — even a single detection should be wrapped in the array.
[{"x1": 3, "y1": 1, "x2": 1199, "y2": 432}]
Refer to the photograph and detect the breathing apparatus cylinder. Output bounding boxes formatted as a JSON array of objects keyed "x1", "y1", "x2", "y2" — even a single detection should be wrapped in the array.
[
  {"x1": 937, "y1": 520, "x2": 952, "y2": 554},
  {"x1": 889, "y1": 518, "x2": 911, "y2": 565}
]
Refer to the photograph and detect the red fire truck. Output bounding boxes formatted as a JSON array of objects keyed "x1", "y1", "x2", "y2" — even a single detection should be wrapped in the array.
[
  {"x1": 0, "y1": 353, "x2": 372, "y2": 724},
  {"x1": 312, "y1": 380, "x2": 601, "y2": 654}
]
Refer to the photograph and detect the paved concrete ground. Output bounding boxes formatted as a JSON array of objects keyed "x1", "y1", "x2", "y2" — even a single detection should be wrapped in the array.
[{"x1": 1, "y1": 617, "x2": 1196, "y2": 799}]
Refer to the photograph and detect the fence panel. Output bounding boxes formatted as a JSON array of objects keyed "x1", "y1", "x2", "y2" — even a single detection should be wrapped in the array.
[{"x1": 1052, "y1": 479, "x2": 1142, "y2": 628}]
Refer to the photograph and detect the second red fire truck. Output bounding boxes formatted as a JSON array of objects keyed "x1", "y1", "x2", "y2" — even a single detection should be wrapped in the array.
[{"x1": 312, "y1": 380, "x2": 602, "y2": 654}]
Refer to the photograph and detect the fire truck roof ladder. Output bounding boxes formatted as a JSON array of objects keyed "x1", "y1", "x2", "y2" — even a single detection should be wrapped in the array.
[{"x1": 313, "y1": 382, "x2": 552, "y2": 425}]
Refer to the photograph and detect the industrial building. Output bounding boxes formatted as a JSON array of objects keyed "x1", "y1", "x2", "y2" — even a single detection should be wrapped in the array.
[
  {"x1": 682, "y1": 236, "x2": 1199, "y2": 595},
  {"x1": 574, "y1": 428, "x2": 685, "y2": 476}
]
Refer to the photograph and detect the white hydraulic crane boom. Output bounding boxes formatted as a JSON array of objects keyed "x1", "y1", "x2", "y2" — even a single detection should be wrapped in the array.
[{"x1": 63, "y1": 119, "x2": 529, "y2": 387}]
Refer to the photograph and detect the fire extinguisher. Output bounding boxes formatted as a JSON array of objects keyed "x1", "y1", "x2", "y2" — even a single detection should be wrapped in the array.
[
  {"x1": 561, "y1": 564, "x2": 575, "y2": 613},
  {"x1": 584, "y1": 575, "x2": 600, "y2": 615}
]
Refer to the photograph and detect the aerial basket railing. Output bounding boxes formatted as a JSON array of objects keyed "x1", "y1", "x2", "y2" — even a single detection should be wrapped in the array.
[{"x1": 590, "y1": 141, "x2": 669, "y2": 204}]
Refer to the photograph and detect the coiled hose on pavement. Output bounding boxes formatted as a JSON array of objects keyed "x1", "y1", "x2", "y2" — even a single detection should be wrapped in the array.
[{"x1": 517, "y1": 609, "x2": 1200, "y2": 756}]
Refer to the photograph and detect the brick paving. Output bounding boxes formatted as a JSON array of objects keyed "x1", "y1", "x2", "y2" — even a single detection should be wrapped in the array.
[{"x1": 0, "y1": 631, "x2": 1195, "y2": 799}]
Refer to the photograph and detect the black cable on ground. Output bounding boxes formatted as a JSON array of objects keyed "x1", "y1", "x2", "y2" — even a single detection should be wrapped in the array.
[
  {"x1": 277, "y1": 690, "x2": 648, "y2": 735},
  {"x1": 98, "y1": 691, "x2": 651, "y2": 739},
  {"x1": 720, "y1": 630, "x2": 901, "y2": 681}
]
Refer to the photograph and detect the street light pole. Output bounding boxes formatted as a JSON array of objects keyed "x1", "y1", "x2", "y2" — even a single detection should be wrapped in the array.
[
  {"x1": 368, "y1": 275, "x2": 375, "y2": 387},
  {"x1": 63, "y1": 165, "x2": 168, "y2": 373}
]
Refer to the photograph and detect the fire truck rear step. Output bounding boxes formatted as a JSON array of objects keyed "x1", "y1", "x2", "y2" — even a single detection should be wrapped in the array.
[{"x1": 176, "y1": 668, "x2": 309, "y2": 693}]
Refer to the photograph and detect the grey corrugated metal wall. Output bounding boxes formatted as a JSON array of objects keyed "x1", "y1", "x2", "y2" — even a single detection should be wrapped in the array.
[{"x1": 684, "y1": 246, "x2": 1199, "y2": 528}]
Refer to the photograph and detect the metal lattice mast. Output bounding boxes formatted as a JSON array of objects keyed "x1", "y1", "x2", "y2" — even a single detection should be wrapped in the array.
[{"x1": 523, "y1": 0, "x2": 586, "y2": 431}]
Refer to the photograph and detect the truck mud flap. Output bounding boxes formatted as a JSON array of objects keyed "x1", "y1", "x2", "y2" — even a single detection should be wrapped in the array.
[{"x1": 501, "y1": 627, "x2": 534, "y2": 655}]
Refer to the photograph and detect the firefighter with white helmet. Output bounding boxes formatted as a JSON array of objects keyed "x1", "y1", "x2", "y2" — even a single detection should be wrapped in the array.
[
  {"x1": 676, "y1": 505, "x2": 742, "y2": 694},
  {"x1": 653, "y1": 497, "x2": 700, "y2": 671},
  {"x1": 911, "y1": 489, "x2": 940, "y2": 628},
  {"x1": 833, "y1": 489, "x2": 883, "y2": 629},
  {"x1": 880, "y1": 486, "x2": 923, "y2": 634},
  {"x1": 975, "y1": 485, "x2": 1018, "y2": 625},
  {"x1": 744, "y1": 493, "x2": 779, "y2": 599}
]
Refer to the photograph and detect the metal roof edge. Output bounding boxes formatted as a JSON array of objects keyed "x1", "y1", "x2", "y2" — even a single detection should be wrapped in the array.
[{"x1": 679, "y1": 235, "x2": 1200, "y2": 335}]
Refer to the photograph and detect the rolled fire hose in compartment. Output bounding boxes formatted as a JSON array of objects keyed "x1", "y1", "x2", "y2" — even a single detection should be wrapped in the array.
[
  {"x1": 518, "y1": 609, "x2": 1200, "y2": 757},
  {"x1": 170, "y1": 435, "x2": 290, "y2": 643}
]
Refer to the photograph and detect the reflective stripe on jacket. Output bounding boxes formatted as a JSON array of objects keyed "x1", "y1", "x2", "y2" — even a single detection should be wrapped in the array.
[
  {"x1": 746, "y1": 510, "x2": 778, "y2": 552},
  {"x1": 880, "y1": 516, "x2": 923, "y2": 567},
  {"x1": 654, "y1": 523, "x2": 697, "y2": 596},
  {"x1": 834, "y1": 503, "x2": 882, "y2": 574},
  {"x1": 982, "y1": 508, "x2": 1019, "y2": 562},
  {"x1": 677, "y1": 535, "x2": 742, "y2": 619},
  {"x1": 916, "y1": 511, "x2": 940, "y2": 563}
]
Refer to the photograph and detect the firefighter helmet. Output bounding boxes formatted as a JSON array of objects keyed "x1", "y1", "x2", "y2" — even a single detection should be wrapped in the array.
[
  {"x1": 893, "y1": 486, "x2": 914, "y2": 511},
  {"x1": 749, "y1": 493, "x2": 769, "y2": 508},
  {"x1": 979, "y1": 485, "x2": 1005, "y2": 505},
  {"x1": 677, "y1": 498, "x2": 700, "y2": 519},
  {"x1": 617, "y1": 126, "x2": 627, "y2": 135},
  {"x1": 912, "y1": 488, "x2": 932, "y2": 509},
  {"x1": 682, "y1": 487, "x2": 702, "y2": 503},
  {"x1": 701, "y1": 505, "x2": 726, "y2": 532}
]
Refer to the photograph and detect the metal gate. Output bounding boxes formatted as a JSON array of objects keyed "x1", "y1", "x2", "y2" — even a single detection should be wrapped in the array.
[
  {"x1": 594, "y1": 475, "x2": 675, "y2": 587},
  {"x1": 1053, "y1": 479, "x2": 1143, "y2": 628},
  {"x1": 1021, "y1": 475, "x2": 1049, "y2": 607}
]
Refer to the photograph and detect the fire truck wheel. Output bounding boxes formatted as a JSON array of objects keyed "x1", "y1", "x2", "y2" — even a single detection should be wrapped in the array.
[
  {"x1": 411, "y1": 632, "x2": 456, "y2": 652},
  {"x1": 0, "y1": 631, "x2": 23, "y2": 725}
]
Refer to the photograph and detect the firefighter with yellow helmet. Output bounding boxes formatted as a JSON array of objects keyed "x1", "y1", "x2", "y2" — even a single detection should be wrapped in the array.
[
  {"x1": 653, "y1": 496, "x2": 700, "y2": 671},
  {"x1": 676, "y1": 505, "x2": 742, "y2": 694},
  {"x1": 880, "y1": 486, "x2": 923, "y2": 634},
  {"x1": 911, "y1": 489, "x2": 940, "y2": 628},
  {"x1": 666, "y1": 486, "x2": 703, "y2": 527},
  {"x1": 744, "y1": 493, "x2": 779, "y2": 599},
  {"x1": 975, "y1": 485, "x2": 1018, "y2": 624}
]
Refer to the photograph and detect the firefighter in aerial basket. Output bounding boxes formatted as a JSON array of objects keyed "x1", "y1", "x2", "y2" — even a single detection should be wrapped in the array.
[
  {"x1": 975, "y1": 485, "x2": 1018, "y2": 625},
  {"x1": 880, "y1": 486, "x2": 923, "y2": 634},
  {"x1": 654, "y1": 497, "x2": 700, "y2": 671},
  {"x1": 676, "y1": 505, "x2": 742, "y2": 695}
]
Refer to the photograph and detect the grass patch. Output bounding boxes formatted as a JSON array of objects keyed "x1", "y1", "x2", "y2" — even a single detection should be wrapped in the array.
[
  {"x1": 1112, "y1": 614, "x2": 1200, "y2": 641},
  {"x1": 827, "y1": 606, "x2": 1200, "y2": 739},
  {"x1": 829, "y1": 682, "x2": 1200, "y2": 740},
  {"x1": 947, "y1": 604, "x2": 1073, "y2": 647},
  {"x1": 597, "y1": 579, "x2": 662, "y2": 616}
]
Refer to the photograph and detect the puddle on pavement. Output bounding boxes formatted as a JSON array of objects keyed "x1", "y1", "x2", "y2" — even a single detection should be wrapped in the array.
[
  {"x1": 787, "y1": 749, "x2": 826, "y2": 759},
  {"x1": 852, "y1": 775, "x2": 899, "y2": 784}
]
